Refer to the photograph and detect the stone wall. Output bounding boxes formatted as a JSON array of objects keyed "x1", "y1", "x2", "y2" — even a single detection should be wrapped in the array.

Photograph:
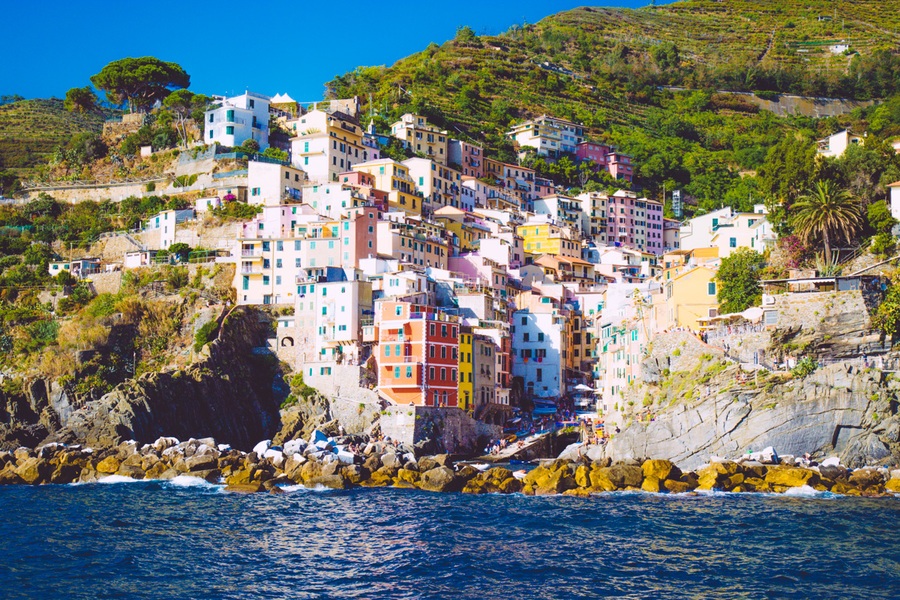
[
  {"x1": 87, "y1": 271, "x2": 122, "y2": 295},
  {"x1": 380, "y1": 405, "x2": 501, "y2": 455}
]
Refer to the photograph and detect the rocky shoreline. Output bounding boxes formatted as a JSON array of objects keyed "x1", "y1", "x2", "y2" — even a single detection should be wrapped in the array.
[{"x1": 3, "y1": 435, "x2": 900, "y2": 497}]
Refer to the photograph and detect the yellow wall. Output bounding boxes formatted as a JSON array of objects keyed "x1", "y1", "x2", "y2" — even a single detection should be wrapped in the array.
[
  {"x1": 668, "y1": 267, "x2": 719, "y2": 331},
  {"x1": 458, "y1": 332, "x2": 474, "y2": 412}
]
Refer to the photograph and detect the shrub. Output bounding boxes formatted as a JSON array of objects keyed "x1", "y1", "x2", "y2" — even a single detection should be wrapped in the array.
[
  {"x1": 193, "y1": 319, "x2": 219, "y2": 352},
  {"x1": 790, "y1": 356, "x2": 818, "y2": 379}
]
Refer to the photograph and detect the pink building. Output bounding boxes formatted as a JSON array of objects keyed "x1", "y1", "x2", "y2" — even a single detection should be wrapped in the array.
[
  {"x1": 575, "y1": 142, "x2": 612, "y2": 167},
  {"x1": 448, "y1": 139, "x2": 484, "y2": 179},
  {"x1": 576, "y1": 142, "x2": 634, "y2": 183},
  {"x1": 606, "y1": 191, "x2": 665, "y2": 255},
  {"x1": 607, "y1": 152, "x2": 634, "y2": 183}
]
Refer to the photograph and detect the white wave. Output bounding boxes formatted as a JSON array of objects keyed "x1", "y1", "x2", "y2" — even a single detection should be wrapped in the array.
[
  {"x1": 782, "y1": 485, "x2": 822, "y2": 497},
  {"x1": 96, "y1": 475, "x2": 142, "y2": 484},
  {"x1": 166, "y1": 475, "x2": 221, "y2": 488}
]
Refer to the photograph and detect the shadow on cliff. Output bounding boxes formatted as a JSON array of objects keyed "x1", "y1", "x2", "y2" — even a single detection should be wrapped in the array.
[{"x1": 36, "y1": 307, "x2": 282, "y2": 451}]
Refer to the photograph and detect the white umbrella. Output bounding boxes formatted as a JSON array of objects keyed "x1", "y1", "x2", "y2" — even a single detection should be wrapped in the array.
[{"x1": 574, "y1": 384, "x2": 593, "y2": 392}]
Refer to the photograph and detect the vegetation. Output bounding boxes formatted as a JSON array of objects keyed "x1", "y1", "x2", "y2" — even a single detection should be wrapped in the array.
[
  {"x1": 716, "y1": 249, "x2": 767, "y2": 314},
  {"x1": 193, "y1": 319, "x2": 219, "y2": 352},
  {"x1": 0, "y1": 99, "x2": 112, "y2": 172},
  {"x1": 790, "y1": 180, "x2": 864, "y2": 264},
  {"x1": 90, "y1": 57, "x2": 190, "y2": 113},
  {"x1": 63, "y1": 87, "x2": 99, "y2": 114}
]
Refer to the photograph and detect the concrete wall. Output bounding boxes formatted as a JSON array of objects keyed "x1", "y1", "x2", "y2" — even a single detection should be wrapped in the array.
[{"x1": 380, "y1": 405, "x2": 501, "y2": 455}]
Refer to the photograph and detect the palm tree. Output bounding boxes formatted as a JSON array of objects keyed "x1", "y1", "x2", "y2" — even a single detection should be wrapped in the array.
[{"x1": 790, "y1": 180, "x2": 863, "y2": 265}]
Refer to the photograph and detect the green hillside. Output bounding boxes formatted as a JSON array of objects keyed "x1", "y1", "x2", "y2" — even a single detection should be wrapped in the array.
[
  {"x1": 325, "y1": 0, "x2": 900, "y2": 212},
  {"x1": 0, "y1": 99, "x2": 110, "y2": 172}
]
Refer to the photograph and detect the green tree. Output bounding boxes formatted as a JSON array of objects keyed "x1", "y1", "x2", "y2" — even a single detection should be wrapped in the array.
[
  {"x1": 163, "y1": 89, "x2": 208, "y2": 148},
  {"x1": 757, "y1": 134, "x2": 817, "y2": 233},
  {"x1": 63, "y1": 86, "x2": 98, "y2": 113},
  {"x1": 868, "y1": 200, "x2": 897, "y2": 235},
  {"x1": 716, "y1": 248, "x2": 766, "y2": 314},
  {"x1": 874, "y1": 273, "x2": 900, "y2": 341},
  {"x1": 262, "y1": 147, "x2": 289, "y2": 162},
  {"x1": 790, "y1": 180, "x2": 864, "y2": 264},
  {"x1": 91, "y1": 57, "x2": 190, "y2": 113}
]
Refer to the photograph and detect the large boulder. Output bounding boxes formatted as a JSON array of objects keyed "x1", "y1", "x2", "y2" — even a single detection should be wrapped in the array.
[
  {"x1": 765, "y1": 466, "x2": 819, "y2": 488},
  {"x1": 95, "y1": 456, "x2": 120, "y2": 474},
  {"x1": 848, "y1": 468, "x2": 884, "y2": 489},
  {"x1": 14, "y1": 457, "x2": 49, "y2": 484},
  {"x1": 607, "y1": 463, "x2": 644, "y2": 489},
  {"x1": 589, "y1": 466, "x2": 617, "y2": 492},
  {"x1": 306, "y1": 474, "x2": 348, "y2": 489},
  {"x1": 418, "y1": 467, "x2": 457, "y2": 492},
  {"x1": 523, "y1": 463, "x2": 576, "y2": 495},
  {"x1": 642, "y1": 459, "x2": 680, "y2": 482},
  {"x1": 185, "y1": 454, "x2": 218, "y2": 472}
]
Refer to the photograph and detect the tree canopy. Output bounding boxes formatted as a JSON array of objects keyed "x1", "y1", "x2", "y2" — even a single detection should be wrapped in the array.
[
  {"x1": 716, "y1": 248, "x2": 767, "y2": 314},
  {"x1": 90, "y1": 57, "x2": 190, "y2": 113},
  {"x1": 63, "y1": 87, "x2": 98, "y2": 114},
  {"x1": 790, "y1": 180, "x2": 864, "y2": 264}
]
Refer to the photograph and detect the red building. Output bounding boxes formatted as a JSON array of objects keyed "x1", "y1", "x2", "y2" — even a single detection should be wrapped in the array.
[{"x1": 375, "y1": 301, "x2": 459, "y2": 407}]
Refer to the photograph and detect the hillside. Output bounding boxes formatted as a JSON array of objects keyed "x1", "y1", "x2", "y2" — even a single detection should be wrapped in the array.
[
  {"x1": 328, "y1": 0, "x2": 900, "y2": 134},
  {"x1": 326, "y1": 0, "x2": 900, "y2": 209},
  {"x1": 0, "y1": 99, "x2": 111, "y2": 172}
]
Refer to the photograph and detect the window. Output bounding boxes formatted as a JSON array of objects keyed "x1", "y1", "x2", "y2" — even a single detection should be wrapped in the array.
[
  {"x1": 275, "y1": 259, "x2": 282, "y2": 268},
  {"x1": 538, "y1": 333, "x2": 544, "y2": 342},
  {"x1": 395, "y1": 305, "x2": 402, "y2": 316},
  {"x1": 440, "y1": 368, "x2": 446, "y2": 380},
  {"x1": 708, "y1": 282, "x2": 717, "y2": 296},
  {"x1": 385, "y1": 346, "x2": 391, "y2": 357},
  {"x1": 394, "y1": 366, "x2": 400, "y2": 379},
  {"x1": 406, "y1": 366, "x2": 412, "y2": 378},
  {"x1": 524, "y1": 333, "x2": 530, "y2": 342},
  {"x1": 429, "y1": 346, "x2": 435, "y2": 358},
  {"x1": 226, "y1": 126, "x2": 234, "y2": 135},
  {"x1": 429, "y1": 324, "x2": 436, "y2": 336},
  {"x1": 441, "y1": 346, "x2": 447, "y2": 359},
  {"x1": 429, "y1": 367, "x2": 435, "y2": 380},
  {"x1": 729, "y1": 238, "x2": 737, "y2": 248},
  {"x1": 536, "y1": 368, "x2": 543, "y2": 382}
]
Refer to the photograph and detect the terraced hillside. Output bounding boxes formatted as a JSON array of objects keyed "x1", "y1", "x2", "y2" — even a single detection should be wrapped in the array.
[
  {"x1": 326, "y1": 0, "x2": 900, "y2": 141},
  {"x1": 0, "y1": 99, "x2": 110, "y2": 172}
]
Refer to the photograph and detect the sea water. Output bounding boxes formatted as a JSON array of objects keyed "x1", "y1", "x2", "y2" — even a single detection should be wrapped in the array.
[{"x1": 1, "y1": 482, "x2": 899, "y2": 599}]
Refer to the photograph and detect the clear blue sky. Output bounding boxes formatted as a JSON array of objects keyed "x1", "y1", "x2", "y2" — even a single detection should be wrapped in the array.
[{"x1": 3, "y1": 0, "x2": 655, "y2": 102}]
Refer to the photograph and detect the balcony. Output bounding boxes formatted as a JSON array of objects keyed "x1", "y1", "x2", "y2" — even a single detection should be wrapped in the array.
[
  {"x1": 241, "y1": 248, "x2": 263, "y2": 257},
  {"x1": 380, "y1": 355, "x2": 419, "y2": 364}
]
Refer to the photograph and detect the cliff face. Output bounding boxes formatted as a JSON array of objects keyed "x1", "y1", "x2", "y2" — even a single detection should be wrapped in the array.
[
  {"x1": 602, "y1": 289, "x2": 900, "y2": 470},
  {"x1": 604, "y1": 360, "x2": 899, "y2": 470},
  {"x1": 0, "y1": 307, "x2": 280, "y2": 451}
]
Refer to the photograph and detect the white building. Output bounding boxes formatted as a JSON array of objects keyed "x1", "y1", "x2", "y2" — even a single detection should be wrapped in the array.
[
  {"x1": 290, "y1": 268, "x2": 373, "y2": 367},
  {"x1": 594, "y1": 282, "x2": 657, "y2": 415},
  {"x1": 506, "y1": 115, "x2": 585, "y2": 158},
  {"x1": 204, "y1": 91, "x2": 270, "y2": 149},
  {"x1": 511, "y1": 292, "x2": 567, "y2": 400},
  {"x1": 289, "y1": 109, "x2": 370, "y2": 184},
  {"x1": 247, "y1": 161, "x2": 306, "y2": 206},
  {"x1": 816, "y1": 129, "x2": 863, "y2": 158},
  {"x1": 679, "y1": 206, "x2": 773, "y2": 258},
  {"x1": 889, "y1": 181, "x2": 900, "y2": 223},
  {"x1": 145, "y1": 209, "x2": 194, "y2": 250}
]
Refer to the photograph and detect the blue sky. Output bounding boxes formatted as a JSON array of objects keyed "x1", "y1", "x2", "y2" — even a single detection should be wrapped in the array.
[{"x1": 3, "y1": 1, "x2": 654, "y2": 102}]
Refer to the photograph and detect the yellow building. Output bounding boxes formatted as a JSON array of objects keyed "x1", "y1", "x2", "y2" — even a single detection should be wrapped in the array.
[
  {"x1": 516, "y1": 221, "x2": 582, "y2": 260},
  {"x1": 663, "y1": 265, "x2": 719, "y2": 331},
  {"x1": 352, "y1": 159, "x2": 422, "y2": 215},
  {"x1": 458, "y1": 327, "x2": 474, "y2": 413},
  {"x1": 433, "y1": 206, "x2": 491, "y2": 253},
  {"x1": 390, "y1": 114, "x2": 450, "y2": 165}
]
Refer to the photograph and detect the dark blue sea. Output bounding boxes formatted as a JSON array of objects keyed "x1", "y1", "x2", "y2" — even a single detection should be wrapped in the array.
[{"x1": 2, "y1": 478, "x2": 899, "y2": 599}]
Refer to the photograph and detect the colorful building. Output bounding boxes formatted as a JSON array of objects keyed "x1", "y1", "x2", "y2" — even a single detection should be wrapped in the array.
[{"x1": 375, "y1": 301, "x2": 459, "y2": 407}]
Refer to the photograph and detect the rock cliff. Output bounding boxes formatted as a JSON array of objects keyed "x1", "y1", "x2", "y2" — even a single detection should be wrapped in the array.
[
  {"x1": 601, "y1": 289, "x2": 900, "y2": 470},
  {"x1": 0, "y1": 307, "x2": 280, "y2": 451},
  {"x1": 604, "y1": 359, "x2": 899, "y2": 470}
]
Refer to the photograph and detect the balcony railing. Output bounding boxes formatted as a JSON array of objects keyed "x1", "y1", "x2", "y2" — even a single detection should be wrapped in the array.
[{"x1": 241, "y1": 249, "x2": 263, "y2": 257}]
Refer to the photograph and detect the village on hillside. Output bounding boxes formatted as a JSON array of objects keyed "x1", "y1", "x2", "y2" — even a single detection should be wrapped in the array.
[{"x1": 29, "y1": 90, "x2": 900, "y2": 442}]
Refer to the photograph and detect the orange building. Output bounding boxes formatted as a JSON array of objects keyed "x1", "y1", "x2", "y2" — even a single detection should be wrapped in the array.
[{"x1": 375, "y1": 301, "x2": 459, "y2": 407}]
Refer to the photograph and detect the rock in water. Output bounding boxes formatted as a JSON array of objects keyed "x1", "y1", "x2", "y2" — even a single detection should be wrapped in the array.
[{"x1": 418, "y1": 467, "x2": 456, "y2": 492}]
